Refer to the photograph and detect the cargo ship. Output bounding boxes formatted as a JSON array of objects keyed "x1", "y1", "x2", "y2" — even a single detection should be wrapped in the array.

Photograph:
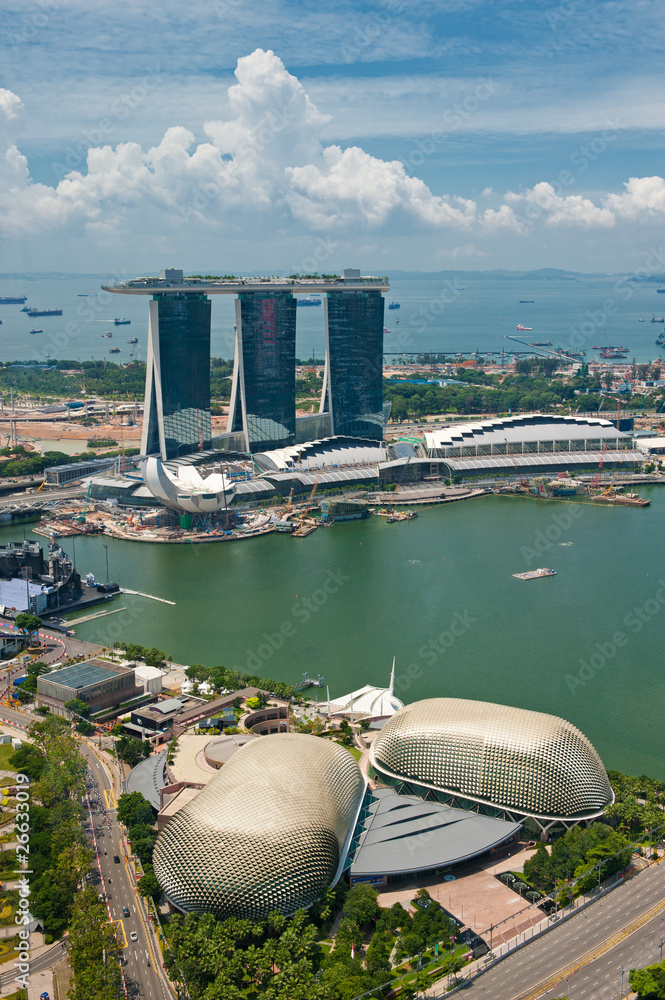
[
  {"x1": 652, "y1": 314, "x2": 664, "y2": 323},
  {"x1": 529, "y1": 340, "x2": 552, "y2": 346},
  {"x1": 600, "y1": 349, "x2": 627, "y2": 358},
  {"x1": 320, "y1": 499, "x2": 369, "y2": 521},
  {"x1": 114, "y1": 317, "x2": 131, "y2": 325},
  {"x1": 516, "y1": 324, "x2": 533, "y2": 331},
  {"x1": 26, "y1": 307, "x2": 63, "y2": 317},
  {"x1": 0, "y1": 295, "x2": 27, "y2": 304}
]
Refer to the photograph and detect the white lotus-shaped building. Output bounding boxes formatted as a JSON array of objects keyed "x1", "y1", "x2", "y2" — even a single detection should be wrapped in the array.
[{"x1": 142, "y1": 457, "x2": 236, "y2": 513}]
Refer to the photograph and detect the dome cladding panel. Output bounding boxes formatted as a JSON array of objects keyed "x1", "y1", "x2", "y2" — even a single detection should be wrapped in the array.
[
  {"x1": 153, "y1": 734, "x2": 364, "y2": 920},
  {"x1": 371, "y1": 699, "x2": 612, "y2": 819}
]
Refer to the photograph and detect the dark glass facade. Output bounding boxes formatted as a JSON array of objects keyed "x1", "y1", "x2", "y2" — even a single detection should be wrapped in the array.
[
  {"x1": 325, "y1": 291, "x2": 384, "y2": 440},
  {"x1": 232, "y1": 292, "x2": 296, "y2": 451},
  {"x1": 144, "y1": 293, "x2": 211, "y2": 459}
]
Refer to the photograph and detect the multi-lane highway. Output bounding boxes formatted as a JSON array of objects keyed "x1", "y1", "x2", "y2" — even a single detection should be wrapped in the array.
[
  {"x1": 81, "y1": 741, "x2": 171, "y2": 1000},
  {"x1": 445, "y1": 858, "x2": 665, "y2": 999}
]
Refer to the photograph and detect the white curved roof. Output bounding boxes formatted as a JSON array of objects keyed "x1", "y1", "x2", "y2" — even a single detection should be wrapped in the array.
[
  {"x1": 425, "y1": 414, "x2": 629, "y2": 453},
  {"x1": 370, "y1": 697, "x2": 613, "y2": 822},
  {"x1": 142, "y1": 457, "x2": 235, "y2": 512},
  {"x1": 330, "y1": 660, "x2": 404, "y2": 718}
]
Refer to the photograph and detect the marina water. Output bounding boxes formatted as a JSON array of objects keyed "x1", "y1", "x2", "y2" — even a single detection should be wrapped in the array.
[{"x1": 3, "y1": 485, "x2": 664, "y2": 779}]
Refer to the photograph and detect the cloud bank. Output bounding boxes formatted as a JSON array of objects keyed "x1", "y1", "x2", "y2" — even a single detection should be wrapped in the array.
[{"x1": 1, "y1": 49, "x2": 663, "y2": 250}]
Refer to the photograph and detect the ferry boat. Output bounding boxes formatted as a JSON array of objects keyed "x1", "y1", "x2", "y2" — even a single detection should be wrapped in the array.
[
  {"x1": 516, "y1": 324, "x2": 533, "y2": 331},
  {"x1": 0, "y1": 295, "x2": 27, "y2": 304},
  {"x1": 26, "y1": 307, "x2": 63, "y2": 317},
  {"x1": 114, "y1": 317, "x2": 131, "y2": 325},
  {"x1": 388, "y1": 301, "x2": 401, "y2": 309},
  {"x1": 296, "y1": 296, "x2": 321, "y2": 307}
]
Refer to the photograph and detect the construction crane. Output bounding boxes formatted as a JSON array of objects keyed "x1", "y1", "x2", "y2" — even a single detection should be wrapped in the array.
[
  {"x1": 284, "y1": 487, "x2": 295, "y2": 515},
  {"x1": 309, "y1": 466, "x2": 325, "y2": 504},
  {"x1": 591, "y1": 442, "x2": 609, "y2": 488}
]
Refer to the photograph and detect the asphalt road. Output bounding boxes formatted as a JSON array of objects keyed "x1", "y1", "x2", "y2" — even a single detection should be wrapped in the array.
[
  {"x1": 454, "y1": 859, "x2": 665, "y2": 1000},
  {"x1": 80, "y1": 742, "x2": 171, "y2": 1000}
]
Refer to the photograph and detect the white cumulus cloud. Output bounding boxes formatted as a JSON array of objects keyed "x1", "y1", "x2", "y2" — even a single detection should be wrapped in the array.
[{"x1": 0, "y1": 52, "x2": 664, "y2": 254}]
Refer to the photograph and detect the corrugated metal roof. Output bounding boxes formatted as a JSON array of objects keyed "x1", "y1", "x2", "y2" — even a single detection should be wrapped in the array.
[{"x1": 442, "y1": 450, "x2": 642, "y2": 472}]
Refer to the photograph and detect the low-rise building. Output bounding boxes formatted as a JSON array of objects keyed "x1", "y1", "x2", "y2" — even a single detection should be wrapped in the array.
[{"x1": 37, "y1": 659, "x2": 142, "y2": 717}]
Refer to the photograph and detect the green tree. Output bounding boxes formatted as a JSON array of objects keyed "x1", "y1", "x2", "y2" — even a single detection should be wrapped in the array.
[
  {"x1": 14, "y1": 612, "x2": 43, "y2": 642},
  {"x1": 64, "y1": 698, "x2": 91, "y2": 720},
  {"x1": 343, "y1": 883, "x2": 380, "y2": 926},
  {"x1": 66, "y1": 887, "x2": 123, "y2": 1000},
  {"x1": 630, "y1": 963, "x2": 665, "y2": 999},
  {"x1": 117, "y1": 791, "x2": 155, "y2": 829},
  {"x1": 137, "y1": 864, "x2": 161, "y2": 902}
]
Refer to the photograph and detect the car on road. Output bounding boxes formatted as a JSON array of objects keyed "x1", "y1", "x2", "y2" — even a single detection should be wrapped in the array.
[
  {"x1": 130, "y1": 931, "x2": 138, "y2": 942},
  {"x1": 113, "y1": 855, "x2": 120, "y2": 864},
  {"x1": 123, "y1": 907, "x2": 130, "y2": 918}
]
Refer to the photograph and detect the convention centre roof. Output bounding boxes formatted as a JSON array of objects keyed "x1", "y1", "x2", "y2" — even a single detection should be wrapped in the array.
[{"x1": 425, "y1": 415, "x2": 631, "y2": 455}]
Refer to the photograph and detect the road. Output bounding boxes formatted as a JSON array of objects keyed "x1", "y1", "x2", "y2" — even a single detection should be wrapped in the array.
[
  {"x1": 0, "y1": 486, "x2": 84, "y2": 510},
  {"x1": 80, "y1": 741, "x2": 172, "y2": 1000},
  {"x1": 452, "y1": 859, "x2": 665, "y2": 999}
]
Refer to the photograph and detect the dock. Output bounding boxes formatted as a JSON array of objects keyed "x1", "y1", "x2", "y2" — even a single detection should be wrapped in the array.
[
  {"x1": 513, "y1": 568, "x2": 557, "y2": 581},
  {"x1": 119, "y1": 588, "x2": 176, "y2": 605}
]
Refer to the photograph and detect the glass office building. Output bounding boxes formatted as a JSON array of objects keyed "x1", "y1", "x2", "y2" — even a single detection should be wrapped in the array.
[
  {"x1": 322, "y1": 290, "x2": 384, "y2": 441},
  {"x1": 228, "y1": 291, "x2": 297, "y2": 452},
  {"x1": 142, "y1": 293, "x2": 212, "y2": 460}
]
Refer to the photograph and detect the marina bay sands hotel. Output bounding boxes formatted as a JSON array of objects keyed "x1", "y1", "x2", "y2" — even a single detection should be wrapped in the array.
[{"x1": 104, "y1": 268, "x2": 388, "y2": 459}]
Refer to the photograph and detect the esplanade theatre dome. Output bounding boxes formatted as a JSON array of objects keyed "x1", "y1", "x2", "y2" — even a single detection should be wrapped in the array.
[
  {"x1": 370, "y1": 698, "x2": 613, "y2": 826},
  {"x1": 153, "y1": 733, "x2": 364, "y2": 920}
]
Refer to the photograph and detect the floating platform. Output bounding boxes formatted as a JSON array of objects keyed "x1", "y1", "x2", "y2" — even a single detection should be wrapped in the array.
[{"x1": 513, "y1": 568, "x2": 557, "y2": 580}]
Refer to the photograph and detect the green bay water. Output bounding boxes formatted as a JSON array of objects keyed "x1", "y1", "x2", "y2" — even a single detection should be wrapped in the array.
[{"x1": 3, "y1": 487, "x2": 664, "y2": 778}]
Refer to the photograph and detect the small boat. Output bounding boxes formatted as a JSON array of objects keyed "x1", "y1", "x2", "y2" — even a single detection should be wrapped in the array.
[
  {"x1": 519, "y1": 300, "x2": 535, "y2": 303},
  {"x1": 77, "y1": 294, "x2": 89, "y2": 297},
  {"x1": 383, "y1": 327, "x2": 391, "y2": 334},
  {"x1": 651, "y1": 314, "x2": 664, "y2": 323},
  {"x1": 29, "y1": 328, "x2": 43, "y2": 334},
  {"x1": 388, "y1": 301, "x2": 401, "y2": 309},
  {"x1": 109, "y1": 347, "x2": 121, "y2": 353},
  {"x1": 102, "y1": 331, "x2": 112, "y2": 338},
  {"x1": 128, "y1": 337, "x2": 138, "y2": 344},
  {"x1": 600, "y1": 349, "x2": 627, "y2": 358},
  {"x1": 656, "y1": 332, "x2": 665, "y2": 346},
  {"x1": 516, "y1": 324, "x2": 533, "y2": 331},
  {"x1": 529, "y1": 340, "x2": 552, "y2": 346},
  {"x1": 114, "y1": 317, "x2": 131, "y2": 325}
]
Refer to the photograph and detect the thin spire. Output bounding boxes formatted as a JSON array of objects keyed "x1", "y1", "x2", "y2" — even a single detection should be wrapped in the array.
[{"x1": 389, "y1": 656, "x2": 396, "y2": 695}]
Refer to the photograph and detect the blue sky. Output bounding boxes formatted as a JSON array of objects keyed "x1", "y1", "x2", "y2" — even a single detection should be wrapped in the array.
[{"x1": 1, "y1": 0, "x2": 663, "y2": 273}]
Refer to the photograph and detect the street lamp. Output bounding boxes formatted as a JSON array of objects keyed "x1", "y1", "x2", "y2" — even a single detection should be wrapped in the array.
[{"x1": 620, "y1": 966, "x2": 625, "y2": 999}]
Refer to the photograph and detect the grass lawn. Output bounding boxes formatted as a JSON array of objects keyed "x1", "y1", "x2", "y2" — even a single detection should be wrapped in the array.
[
  {"x1": 0, "y1": 935, "x2": 22, "y2": 965},
  {"x1": 345, "y1": 745, "x2": 363, "y2": 761},
  {"x1": 0, "y1": 745, "x2": 17, "y2": 771}
]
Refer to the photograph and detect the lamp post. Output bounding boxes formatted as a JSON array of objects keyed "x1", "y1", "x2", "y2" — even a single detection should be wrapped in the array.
[
  {"x1": 103, "y1": 543, "x2": 109, "y2": 584},
  {"x1": 620, "y1": 966, "x2": 625, "y2": 999}
]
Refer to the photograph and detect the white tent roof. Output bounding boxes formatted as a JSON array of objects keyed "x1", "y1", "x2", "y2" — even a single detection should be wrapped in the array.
[{"x1": 330, "y1": 660, "x2": 404, "y2": 718}]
